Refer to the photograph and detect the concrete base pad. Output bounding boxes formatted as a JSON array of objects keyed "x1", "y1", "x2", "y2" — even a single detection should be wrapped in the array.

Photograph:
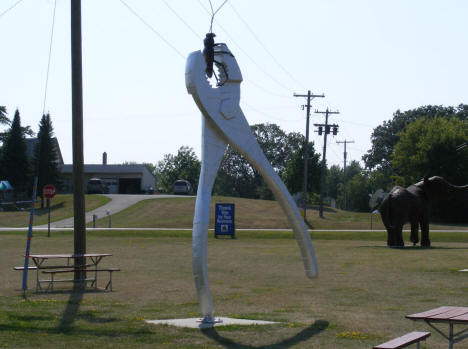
[{"x1": 146, "y1": 317, "x2": 278, "y2": 329}]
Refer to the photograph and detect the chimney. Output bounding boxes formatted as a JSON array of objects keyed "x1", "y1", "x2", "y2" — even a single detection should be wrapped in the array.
[{"x1": 103, "y1": 152, "x2": 107, "y2": 165}]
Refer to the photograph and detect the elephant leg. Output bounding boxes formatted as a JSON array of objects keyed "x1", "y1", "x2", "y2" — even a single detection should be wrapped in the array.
[
  {"x1": 410, "y1": 221, "x2": 419, "y2": 246},
  {"x1": 420, "y1": 219, "x2": 430, "y2": 247},
  {"x1": 192, "y1": 117, "x2": 227, "y2": 322},
  {"x1": 386, "y1": 227, "x2": 394, "y2": 247},
  {"x1": 395, "y1": 225, "x2": 405, "y2": 247}
]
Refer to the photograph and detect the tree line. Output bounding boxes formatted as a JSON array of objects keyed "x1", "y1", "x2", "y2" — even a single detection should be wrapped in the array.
[
  {"x1": 154, "y1": 104, "x2": 468, "y2": 222},
  {"x1": 0, "y1": 106, "x2": 60, "y2": 206},
  {"x1": 3, "y1": 102, "x2": 468, "y2": 222}
]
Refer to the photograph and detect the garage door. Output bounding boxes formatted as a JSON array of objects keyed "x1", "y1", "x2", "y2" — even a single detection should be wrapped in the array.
[{"x1": 118, "y1": 178, "x2": 141, "y2": 194}]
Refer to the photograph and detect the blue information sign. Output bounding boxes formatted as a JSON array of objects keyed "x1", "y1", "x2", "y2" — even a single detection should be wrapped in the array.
[{"x1": 214, "y1": 203, "x2": 235, "y2": 238}]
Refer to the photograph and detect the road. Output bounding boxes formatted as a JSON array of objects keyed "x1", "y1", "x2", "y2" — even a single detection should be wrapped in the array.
[{"x1": 36, "y1": 194, "x2": 193, "y2": 228}]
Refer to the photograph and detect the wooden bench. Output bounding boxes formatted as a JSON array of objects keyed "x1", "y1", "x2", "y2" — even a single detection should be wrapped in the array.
[
  {"x1": 41, "y1": 268, "x2": 120, "y2": 291},
  {"x1": 13, "y1": 266, "x2": 38, "y2": 270},
  {"x1": 373, "y1": 331, "x2": 431, "y2": 348}
]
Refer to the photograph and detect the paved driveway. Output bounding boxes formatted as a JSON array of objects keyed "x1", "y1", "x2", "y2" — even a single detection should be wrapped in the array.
[{"x1": 37, "y1": 194, "x2": 193, "y2": 228}]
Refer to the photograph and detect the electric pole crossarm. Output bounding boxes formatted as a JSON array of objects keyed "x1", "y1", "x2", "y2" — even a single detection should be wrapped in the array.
[{"x1": 293, "y1": 93, "x2": 325, "y2": 98}]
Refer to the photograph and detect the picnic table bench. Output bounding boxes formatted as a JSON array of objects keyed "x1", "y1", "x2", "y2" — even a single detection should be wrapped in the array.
[
  {"x1": 373, "y1": 331, "x2": 431, "y2": 348},
  {"x1": 407, "y1": 306, "x2": 468, "y2": 348},
  {"x1": 15, "y1": 253, "x2": 119, "y2": 292}
]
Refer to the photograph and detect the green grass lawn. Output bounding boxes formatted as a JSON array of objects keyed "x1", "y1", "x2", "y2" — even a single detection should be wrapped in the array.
[
  {"x1": 2, "y1": 194, "x2": 467, "y2": 232},
  {"x1": 2, "y1": 229, "x2": 468, "y2": 348},
  {"x1": 91, "y1": 195, "x2": 468, "y2": 231},
  {"x1": 0, "y1": 195, "x2": 110, "y2": 227}
]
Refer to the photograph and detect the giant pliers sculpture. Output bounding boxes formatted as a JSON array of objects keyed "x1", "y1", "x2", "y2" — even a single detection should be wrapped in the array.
[{"x1": 185, "y1": 43, "x2": 318, "y2": 323}]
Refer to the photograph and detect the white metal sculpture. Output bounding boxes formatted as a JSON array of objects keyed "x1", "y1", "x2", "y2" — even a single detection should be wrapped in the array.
[{"x1": 185, "y1": 43, "x2": 318, "y2": 323}]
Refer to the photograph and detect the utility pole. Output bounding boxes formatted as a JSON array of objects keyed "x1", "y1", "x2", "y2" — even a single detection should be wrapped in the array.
[
  {"x1": 293, "y1": 91, "x2": 324, "y2": 219},
  {"x1": 336, "y1": 139, "x2": 354, "y2": 210},
  {"x1": 71, "y1": 0, "x2": 86, "y2": 283},
  {"x1": 314, "y1": 108, "x2": 340, "y2": 218}
]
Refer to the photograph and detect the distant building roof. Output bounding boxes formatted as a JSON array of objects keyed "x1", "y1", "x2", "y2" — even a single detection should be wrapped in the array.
[
  {"x1": 59, "y1": 164, "x2": 152, "y2": 175},
  {"x1": 25, "y1": 138, "x2": 64, "y2": 165}
]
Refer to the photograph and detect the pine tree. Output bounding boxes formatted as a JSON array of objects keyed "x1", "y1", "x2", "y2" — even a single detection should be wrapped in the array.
[
  {"x1": 1, "y1": 109, "x2": 30, "y2": 197},
  {"x1": 33, "y1": 113, "x2": 60, "y2": 208}
]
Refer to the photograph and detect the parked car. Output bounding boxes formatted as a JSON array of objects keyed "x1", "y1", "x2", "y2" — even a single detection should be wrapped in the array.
[
  {"x1": 173, "y1": 180, "x2": 193, "y2": 195},
  {"x1": 87, "y1": 178, "x2": 107, "y2": 194}
]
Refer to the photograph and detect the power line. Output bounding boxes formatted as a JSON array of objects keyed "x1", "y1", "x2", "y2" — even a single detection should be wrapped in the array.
[
  {"x1": 0, "y1": 0, "x2": 24, "y2": 19},
  {"x1": 242, "y1": 102, "x2": 302, "y2": 123},
  {"x1": 243, "y1": 78, "x2": 291, "y2": 99},
  {"x1": 196, "y1": 0, "x2": 294, "y2": 94},
  {"x1": 161, "y1": 0, "x2": 203, "y2": 40},
  {"x1": 228, "y1": 2, "x2": 306, "y2": 90},
  {"x1": 43, "y1": 0, "x2": 57, "y2": 115},
  {"x1": 119, "y1": 0, "x2": 185, "y2": 59}
]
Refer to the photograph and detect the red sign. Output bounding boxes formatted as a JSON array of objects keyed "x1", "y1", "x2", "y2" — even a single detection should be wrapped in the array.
[{"x1": 43, "y1": 184, "x2": 56, "y2": 199}]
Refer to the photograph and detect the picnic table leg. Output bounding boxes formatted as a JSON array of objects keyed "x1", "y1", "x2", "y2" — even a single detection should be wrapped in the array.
[
  {"x1": 449, "y1": 322, "x2": 454, "y2": 349},
  {"x1": 48, "y1": 273, "x2": 54, "y2": 292},
  {"x1": 36, "y1": 268, "x2": 40, "y2": 292},
  {"x1": 105, "y1": 271, "x2": 113, "y2": 291}
]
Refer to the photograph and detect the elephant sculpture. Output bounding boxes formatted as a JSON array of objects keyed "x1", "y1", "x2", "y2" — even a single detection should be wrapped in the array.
[{"x1": 379, "y1": 176, "x2": 468, "y2": 247}]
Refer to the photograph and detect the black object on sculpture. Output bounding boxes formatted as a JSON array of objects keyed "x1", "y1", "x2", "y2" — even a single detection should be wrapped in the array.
[{"x1": 379, "y1": 176, "x2": 468, "y2": 247}]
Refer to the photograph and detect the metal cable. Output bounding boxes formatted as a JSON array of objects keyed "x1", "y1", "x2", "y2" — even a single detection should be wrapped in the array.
[
  {"x1": 228, "y1": 2, "x2": 307, "y2": 90},
  {"x1": 42, "y1": 0, "x2": 57, "y2": 115},
  {"x1": 197, "y1": 0, "x2": 293, "y2": 94},
  {"x1": 119, "y1": 0, "x2": 185, "y2": 59},
  {"x1": 0, "y1": 0, "x2": 24, "y2": 19},
  {"x1": 161, "y1": 0, "x2": 202, "y2": 40}
]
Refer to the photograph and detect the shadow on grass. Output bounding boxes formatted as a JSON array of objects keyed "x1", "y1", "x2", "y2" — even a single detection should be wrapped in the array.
[
  {"x1": 357, "y1": 245, "x2": 468, "y2": 250},
  {"x1": 201, "y1": 319, "x2": 328, "y2": 348},
  {"x1": 34, "y1": 202, "x2": 65, "y2": 216},
  {"x1": 57, "y1": 283, "x2": 84, "y2": 331}
]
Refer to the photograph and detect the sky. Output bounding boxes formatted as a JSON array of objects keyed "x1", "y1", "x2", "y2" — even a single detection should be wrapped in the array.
[{"x1": 1, "y1": 0, "x2": 467, "y2": 168}]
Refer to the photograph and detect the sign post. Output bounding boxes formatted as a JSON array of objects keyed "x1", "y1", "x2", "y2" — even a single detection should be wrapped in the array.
[
  {"x1": 214, "y1": 203, "x2": 235, "y2": 239},
  {"x1": 43, "y1": 184, "x2": 56, "y2": 237}
]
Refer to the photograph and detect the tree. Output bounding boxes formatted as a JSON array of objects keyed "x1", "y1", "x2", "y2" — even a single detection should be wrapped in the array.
[
  {"x1": 363, "y1": 104, "x2": 468, "y2": 172},
  {"x1": 1, "y1": 109, "x2": 30, "y2": 196},
  {"x1": 282, "y1": 142, "x2": 321, "y2": 200},
  {"x1": 0, "y1": 106, "x2": 8, "y2": 127},
  {"x1": 33, "y1": 113, "x2": 61, "y2": 207},
  {"x1": 392, "y1": 117, "x2": 468, "y2": 222},
  {"x1": 213, "y1": 123, "x2": 310, "y2": 200},
  {"x1": 155, "y1": 146, "x2": 201, "y2": 193},
  {"x1": 346, "y1": 172, "x2": 373, "y2": 212},
  {"x1": 0, "y1": 105, "x2": 10, "y2": 160},
  {"x1": 213, "y1": 145, "x2": 257, "y2": 198}
]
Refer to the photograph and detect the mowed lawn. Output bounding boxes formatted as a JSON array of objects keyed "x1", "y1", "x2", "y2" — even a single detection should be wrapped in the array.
[
  {"x1": 0, "y1": 195, "x2": 110, "y2": 228},
  {"x1": 2, "y1": 230, "x2": 468, "y2": 348},
  {"x1": 90, "y1": 196, "x2": 468, "y2": 231}
]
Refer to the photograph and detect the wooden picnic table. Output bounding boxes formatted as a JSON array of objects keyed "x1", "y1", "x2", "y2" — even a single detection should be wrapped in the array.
[
  {"x1": 406, "y1": 306, "x2": 468, "y2": 348},
  {"x1": 29, "y1": 253, "x2": 112, "y2": 268},
  {"x1": 19, "y1": 253, "x2": 116, "y2": 291}
]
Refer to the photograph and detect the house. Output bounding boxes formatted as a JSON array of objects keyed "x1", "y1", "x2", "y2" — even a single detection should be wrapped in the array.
[
  {"x1": 59, "y1": 154, "x2": 156, "y2": 194},
  {"x1": 27, "y1": 137, "x2": 156, "y2": 194},
  {"x1": 25, "y1": 138, "x2": 64, "y2": 164}
]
